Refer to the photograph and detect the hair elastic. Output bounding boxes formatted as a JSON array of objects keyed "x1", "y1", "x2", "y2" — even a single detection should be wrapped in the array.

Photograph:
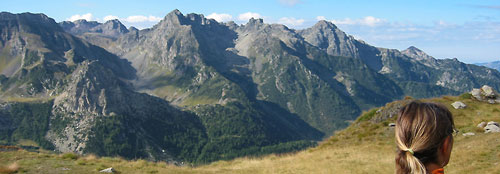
[{"x1": 405, "y1": 148, "x2": 414, "y2": 155}]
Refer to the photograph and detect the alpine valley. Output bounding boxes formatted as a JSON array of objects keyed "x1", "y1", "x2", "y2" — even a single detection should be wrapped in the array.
[{"x1": 0, "y1": 9, "x2": 499, "y2": 164}]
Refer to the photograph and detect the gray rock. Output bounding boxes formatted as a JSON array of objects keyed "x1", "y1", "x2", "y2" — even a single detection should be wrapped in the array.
[
  {"x1": 488, "y1": 99, "x2": 496, "y2": 104},
  {"x1": 451, "y1": 101, "x2": 466, "y2": 109},
  {"x1": 488, "y1": 121, "x2": 499, "y2": 127},
  {"x1": 481, "y1": 85, "x2": 497, "y2": 98},
  {"x1": 462, "y1": 132, "x2": 475, "y2": 136},
  {"x1": 484, "y1": 121, "x2": 500, "y2": 133},
  {"x1": 299, "y1": 20, "x2": 360, "y2": 59},
  {"x1": 388, "y1": 123, "x2": 396, "y2": 127},
  {"x1": 477, "y1": 122, "x2": 487, "y2": 128},
  {"x1": 470, "y1": 88, "x2": 483, "y2": 100},
  {"x1": 99, "y1": 167, "x2": 115, "y2": 173}
]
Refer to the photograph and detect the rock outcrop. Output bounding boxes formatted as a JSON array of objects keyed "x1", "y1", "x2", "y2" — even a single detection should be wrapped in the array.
[
  {"x1": 470, "y1": 85, "x2": 500, "y2": 104},
  {"x1": 477, "y1": 122, "x2": 487, "y2": 128},
  {"x1": 451, "y1": 101, "x2": 467, "y2": 109},
  {"x1": 484, "y1": 121, "x2": 500, "y2": 133},
  {"x1": 462, "y1": 132, "x2": 475, "y2": 136},
  {"x1": 99, "y1": 167, "x2": 115, "y2": 173}
]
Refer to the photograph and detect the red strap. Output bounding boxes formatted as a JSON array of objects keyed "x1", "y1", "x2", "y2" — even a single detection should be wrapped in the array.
[{"x1": 432, "y1": 168, "x2": 444, "y2": 174}]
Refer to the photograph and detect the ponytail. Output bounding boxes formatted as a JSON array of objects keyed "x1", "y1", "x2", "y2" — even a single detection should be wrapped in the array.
[
  {"x1": 395, "y1": 101, "x2": 455, "y2": 174},
  {"x1": 395, "y1": 142, "x2": 427, "y2": 174}
]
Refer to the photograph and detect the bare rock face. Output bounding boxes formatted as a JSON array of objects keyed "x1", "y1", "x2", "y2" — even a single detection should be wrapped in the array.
[
  {"x1": 47, "y1": 61, "x2": 122, "y2": 154},
  {"x1": 53, "y1": 61, "x2": 119, "y2": 115}
]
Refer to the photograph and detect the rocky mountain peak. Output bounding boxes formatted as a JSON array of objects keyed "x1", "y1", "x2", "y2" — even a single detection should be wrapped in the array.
[
  {"x1": 247, "y1": 18, "x2": 264, "y2": 26},
  {"x1": 170, "y1": 9, "x2": 183, "y2": 16},
  {"x1": 0, "y1": 12, "x2": 62, "y2": 32},
  {"x1": 401, "y1": 46, "x2": 434, "y2": 60},
  {"x1": 128, "y1": 26, "x2": 138, "y2": 32},
  {"x1": 104, "y1": 19, "x2": 123, "y2": 26},
  {"x1": 313, "y1": 20, "x2": 338, "y2": 30},
  {"x1": 59, "y1": 18, "x2": 129, "y2": 38},
  {"x1": 153, "y1": 9, "x2": 187, "y2": 29},
  {"x1": 164, "y1": 9, "x2": 184, "y2": 22},
  {"x1": 101, "y1": 19, "x2": 129, "y2": 34},
  {"x1": 404, "y1": 46, "x2": 423, "y2": 54},
  {"x1": 298, "y1": 19, "x2": 360, "y2": 58},
  {"x1": 73, "y1": 19, "x2": 99, "y2": 25},
  {"x1": 240, "y1": 18, "x2": 265, "y2": 32}
]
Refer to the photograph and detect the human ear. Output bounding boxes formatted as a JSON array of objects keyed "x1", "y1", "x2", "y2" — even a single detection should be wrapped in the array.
[
  {"x1": 441, "y1": 136, "x2": 453, "y2": 153},
  {"x1": 440, "y1": 135, "x2": 453, "y2": 166}
]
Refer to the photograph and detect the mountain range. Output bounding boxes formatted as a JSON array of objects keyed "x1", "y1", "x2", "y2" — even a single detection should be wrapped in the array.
[
  {"x1": 1, "y1": 9, "x2": 499, "y2": 163},
  {"x1": 476, "y1": 61, "x2": 500, "y2": 71}
]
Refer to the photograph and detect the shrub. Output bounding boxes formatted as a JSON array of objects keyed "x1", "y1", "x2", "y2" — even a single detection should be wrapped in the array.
[
  {"x1": 75, "y1": 159, "x2": 87, "y2": 165},
  {"x1": 459, "y1": 93, "x2": 472, "y2": 100},
  {"x1": 61, "y1": 153, "x2": 78, "y2": 160},
  {"x1": 357, "y1": 109, "x2": 377, "y2": 122},
  {"x1": 442, "y1": 96, "x2": 453, "y2": 101},
  {"x1": 404, "y1": 96, "x2": 413, "y2": 100}
]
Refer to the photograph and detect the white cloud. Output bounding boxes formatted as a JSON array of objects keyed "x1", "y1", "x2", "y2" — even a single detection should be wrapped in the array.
[
  {"x1": 207, "y1": 13, "x2": 233, "y2": 22},
  {"x1": 360, "y1": 16, "x2": 384, "y2": 27},
  {"x1": 331, "y1": 16, "x2": 386, "y2": 27},
  {"x1": 238, "y1": 12, "x2": 262, "y2": 21},
  {"x1": 103, "y1": 15, "x2": 119, "y2": 22},
  {"x1": 278, "y1": 17, "x2": 305, "y2": 27},
  {"x1": 331, "y1": 18, "x2": 355, "y2": 25},
  {"x1": 316, "y1": 16, "x2": 326, "y2": 21},
  {"x1": 278, "y1": 0, "x2": 301, "y2": 6},
  {"x1": 67, "y1": 13, "x2": 93, "y2": 21},
  {"x1": 123, "y1": 15, "x2": 162, "y2": 23}
]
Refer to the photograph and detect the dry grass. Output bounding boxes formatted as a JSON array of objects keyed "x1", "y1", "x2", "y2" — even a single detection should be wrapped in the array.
[
  {"x1": 82, "y1": 154, "x2": 97, "y2": 161},
  {"x1": 0, "y1": 162, "x2": 19, "y2": 174},
  {"x1": 0, "y1": 96, "x2": 499, "y2": 173}
]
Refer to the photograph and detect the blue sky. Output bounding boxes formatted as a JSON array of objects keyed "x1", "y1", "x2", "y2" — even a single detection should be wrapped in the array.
[{"x1": 2, "y1": 0, "x2": 500, "y2": 63}]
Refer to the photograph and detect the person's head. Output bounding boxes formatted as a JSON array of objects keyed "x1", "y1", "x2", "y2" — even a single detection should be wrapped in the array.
[{"x1": 395, "y1": 101, "x2": 455, "y2": 174}]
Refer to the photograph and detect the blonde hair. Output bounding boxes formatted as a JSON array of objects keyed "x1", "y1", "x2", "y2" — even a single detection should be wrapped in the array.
[{"x1": 395, "y1": 101, "x2": 455, "y2": 174}]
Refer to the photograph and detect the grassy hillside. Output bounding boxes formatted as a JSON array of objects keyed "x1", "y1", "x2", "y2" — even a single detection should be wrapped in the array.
[{"x1": 1, "y1": 94, "x2": 499, "y2": 173}]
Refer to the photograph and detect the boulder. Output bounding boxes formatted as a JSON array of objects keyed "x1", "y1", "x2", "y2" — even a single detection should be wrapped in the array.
[
  {"x1": 484, "y1": 121, "x2": 500, "y2": 133},
  {"x1": 451, "y1": 101, "x2": 466, "y2": 109},
  {"x1": 470, "y1": 88, "x2": 482, "y2": 100},
  {"x1": 488, "y1": 121, "x2": 499, "y2": 127},
  {"x1": 462, "y1": 132, "x2": 475, "y2": 136},
  {"x1": 481, "y1": 85, "x2": 497, "y2": 98},
  {"x1": 99, "y1": 167, "x2": 115, "y2": 173},
  {"x1": 477, "y1": 122, "x2": 487, "y2": 128}
]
